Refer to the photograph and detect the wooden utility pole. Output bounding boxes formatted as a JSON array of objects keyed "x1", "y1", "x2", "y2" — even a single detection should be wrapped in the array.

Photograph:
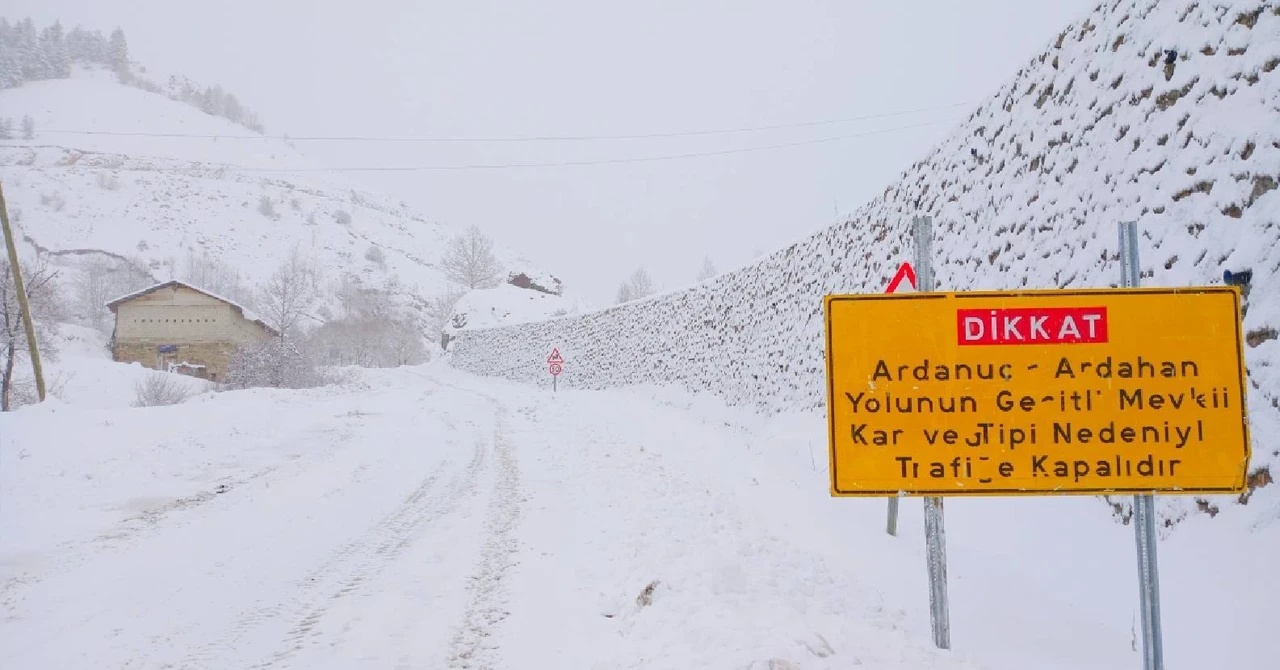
[{"x1": 0, "y1": 181, "x2": 47, "y2": 404}]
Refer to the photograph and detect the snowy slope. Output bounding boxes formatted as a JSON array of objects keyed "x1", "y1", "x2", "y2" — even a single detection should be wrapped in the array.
[
  {"x1": 450, "y1": 0, "x2": 1280, "y2": 520},
  {"x1": 0, "y1": 67, "x2": 555, "y2": 325},
  {"x1": 445, "y1": 283, "x2": 586, "y2": 336}
]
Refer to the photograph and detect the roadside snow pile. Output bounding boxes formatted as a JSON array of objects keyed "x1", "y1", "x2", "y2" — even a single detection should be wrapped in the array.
[
  {"x1": 450, "y1": 0, "x2": 1280, "y2": 520},
  {"x1": 34, "y1": 324, "x2": 212, "y2": 410},
  {"x1": 446, "y1": 284, "x2": 584, "y2": 336}
]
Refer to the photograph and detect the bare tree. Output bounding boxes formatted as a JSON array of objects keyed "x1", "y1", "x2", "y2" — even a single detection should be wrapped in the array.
[
  {"x1": 258, "y1": 248, "x2": 320, "y2": 340},
  {"x1": 133, "y1": 372, "x2": 193, "y2": 407},
  {"x1": 425, "y1": 288, "x2": 465, "y2": 335},
  {"x1": 697, "y1": 256, "x2": 717, "y2": 282},
  {"x1": 616, "y1": 267, "x2": 654, "y2": 304},
  {"x1": 180, "y1": 250, "x2": 255, "y2": 308},
  {"x1": 0, "y1": 256, "x2": 65, "y2": 411},
  {"x1": 21, "y1": 115, "x2": 34, "y2": 140},
  {"x1": 75, "y1": 256, "x2": 152, "y2": 332},
  {"x1": 441, "y1": 225, "x2": 502, "y2": 289},
  {"x1": 615, "y1": 281, "x2": 636, "y2": 304}
]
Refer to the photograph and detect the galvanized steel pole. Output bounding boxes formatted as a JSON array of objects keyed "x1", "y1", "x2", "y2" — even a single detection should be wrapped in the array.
[
  {"x1": 1119, "y1": 221, "x2": 1164, "y2": 670},
  {"x1": 914, "y1": 216, "x2": 950, "y2": 650}
]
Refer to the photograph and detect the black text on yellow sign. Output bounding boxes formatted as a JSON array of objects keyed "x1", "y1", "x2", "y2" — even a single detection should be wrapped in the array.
[{"x1": 823, "y1": 287, "x2": 1250, "y2": 497}]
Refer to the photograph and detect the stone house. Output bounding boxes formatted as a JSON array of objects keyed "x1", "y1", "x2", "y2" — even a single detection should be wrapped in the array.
[{"x1": 106, "y1": 280, "x2": 278, "y2": 381}]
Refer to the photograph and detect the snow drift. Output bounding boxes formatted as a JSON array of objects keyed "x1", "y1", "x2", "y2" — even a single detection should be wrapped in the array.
[{"x1": 450, "y1": 0, "x2": 1280, "y2": 518}]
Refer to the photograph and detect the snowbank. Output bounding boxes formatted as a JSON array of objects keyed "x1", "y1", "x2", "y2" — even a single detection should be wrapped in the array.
[
  {"x1": 446, "y1": 283, "x2": 583, "y2": 334},
  {"x1": 449, "y1": 0, "x2": 1280, "y2": 520},
  {"x1": 33, "y1": 324, "x2": 212, "y2": 410}
]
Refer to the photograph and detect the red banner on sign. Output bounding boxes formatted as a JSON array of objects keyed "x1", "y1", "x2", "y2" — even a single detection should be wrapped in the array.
[{"x1": 956, "y1": 307, "x2": 1109, "y2": 345}]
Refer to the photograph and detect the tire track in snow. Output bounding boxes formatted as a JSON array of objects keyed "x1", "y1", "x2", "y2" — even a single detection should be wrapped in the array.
[
  {"x1": 177, "y1": 425, "x2": 487, "y2": 670},
  {"x1": 0, "y1": 423, "x2": 356, "y2": 617},
  {"x1": 175, "y1": 464, "x2": 448, "y2": 669},
  {"x1": 443, "y1": 403, "x2": 523, "y2": 670},
  {"x1": 254, "y1": 434, "x2": 491, "y2": 670}
]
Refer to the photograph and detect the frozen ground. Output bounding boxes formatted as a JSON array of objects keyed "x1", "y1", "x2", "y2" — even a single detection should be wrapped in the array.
[{"x1": 2, "y1": 361, "x2": 1274, "y2": 670}]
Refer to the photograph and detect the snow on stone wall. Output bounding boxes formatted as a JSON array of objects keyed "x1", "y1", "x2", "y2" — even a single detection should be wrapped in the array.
[{"x1": 450, "y1": 0, "x2": 1280, "y2": 510}]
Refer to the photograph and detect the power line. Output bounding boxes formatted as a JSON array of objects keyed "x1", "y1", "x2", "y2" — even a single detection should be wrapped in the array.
[
  {"x1": 1, "y1": 118, "x2": 963, "y2": 173},
  {"x1": 35, "y1": 101, "x2": 975, "y2": 143}
]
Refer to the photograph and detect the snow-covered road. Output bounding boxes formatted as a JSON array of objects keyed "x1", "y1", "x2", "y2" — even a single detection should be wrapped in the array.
[
  {"x1": 1, "y1": 365, "x2": 974, "y2": 669},
  {"x1": 3, "y1": 363, "x2": 1275, "y2": 669}
]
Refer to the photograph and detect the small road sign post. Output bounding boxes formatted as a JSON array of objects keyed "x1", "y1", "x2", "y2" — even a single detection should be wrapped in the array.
[
  {"x1": 823, "y1": 219, "x2": 1250, "y2": 657},
  {"x1": 548, "y1": 348, "x2": 565, "y2": 392},
  {"x1": 882, "y1": 260, "x2": 918, "y2": 538}
]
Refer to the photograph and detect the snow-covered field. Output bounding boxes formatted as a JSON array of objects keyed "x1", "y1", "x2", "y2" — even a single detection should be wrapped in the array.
[{"x1": 2, "y1": 360, "x2": 1276, "y2": 669}]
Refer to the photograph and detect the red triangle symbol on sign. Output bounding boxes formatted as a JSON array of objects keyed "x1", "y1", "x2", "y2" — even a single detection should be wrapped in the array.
[
  {"x1": 548, "y1": 348, "x2": 564, "y2": 363},
  {"x1": 885, "y1": 262, "x2": 917, "y2": 294}
]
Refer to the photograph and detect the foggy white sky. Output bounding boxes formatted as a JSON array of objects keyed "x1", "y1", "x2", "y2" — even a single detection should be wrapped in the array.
[{"x1": 9, "y1": 0, "x2": 1095, "y2": 304}]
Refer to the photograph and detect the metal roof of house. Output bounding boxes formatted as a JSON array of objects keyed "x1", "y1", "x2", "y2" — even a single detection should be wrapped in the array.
[{"x1": 104, "y1": 280, "x2": 279, "y2": 336}]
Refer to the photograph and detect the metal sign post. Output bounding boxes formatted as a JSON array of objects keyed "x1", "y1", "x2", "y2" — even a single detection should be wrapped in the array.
[
  {"x1": 883, "y1": 261, "x2": 917, "y2": 538},
  {"x1": 914, "y1": 216, "x2": 951, "y2": 650},
  {"x1": 1119, "y1": 221, "x2": 1164, "y2": 670},
  {"x1": 548, "y1": 348, "x2": 565, "y2": 393}
]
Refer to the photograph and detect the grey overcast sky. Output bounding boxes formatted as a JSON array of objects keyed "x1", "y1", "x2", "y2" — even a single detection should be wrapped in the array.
[{"x1": 9, "y1": 0, "x2": 1096, "y2": 304}]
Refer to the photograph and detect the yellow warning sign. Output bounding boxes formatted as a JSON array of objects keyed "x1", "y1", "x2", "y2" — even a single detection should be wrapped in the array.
[{"x1": 824, "y1": 287, "x2": 1250, "y2": 496}]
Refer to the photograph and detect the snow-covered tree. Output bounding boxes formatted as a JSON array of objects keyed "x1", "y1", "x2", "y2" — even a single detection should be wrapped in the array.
[
  {"x1": 304, "y1": 274, "x2": 427, "y2": 368},
  {"x1": 201, "y1": 85, "x2": 221, "y2": 116},
  {"x1": 257, "y1": 248, "x2": 321, "y2": 340},
  {"x1": 74, "y1": 256, "x2": 152, "y2": 332},
  {"x1": 222, "y1": 92, "x2": 244, "y2": 125},
  {"x1": 441, "y1": 225, "x2": 503, "y2": 289},
  {"x1": 108, "y1": 27, "x2": 128, "y2": 75},
  {"x1": 224, "y1": 338, "x2": 327, "y2": 390},
  {"x1": 425, "y1": 288, "x2": 465, "y2": 345},
  {"x1": 16, "y1": 19, "x2": 39, "y2": 82},
  {"x1": 0, "y1": 20, "x2": 22, "y2": 89},
  {"x1": 39, "y1": 21, "x2": 70, "y2": 78},
  {"x1": 0, "y1": 256, "x2": 65, "y2": 411},
  {"x1": 179, "y1": 250, "x2": 255, "y2": 309},
  {"x1": 0, "y1": 118, "x2": 13, "y2": 140},
  {"x1": 696, "y1": 256, "x2": 717, "y2": 282},
  {"x1": 615, "y1": 267, "x2": 654, "y2": 304},
  {"x1": 21, "y1": 115, "x2": 34, "y2": 140}
]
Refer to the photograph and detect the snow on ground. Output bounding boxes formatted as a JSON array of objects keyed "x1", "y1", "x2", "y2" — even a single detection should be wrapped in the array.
[
  {"x1": 2, "y1": 67, "x2": 319, "y2": 172},
  {"x1": 2, "y1": 362, "x2": 1274, "y2": 669},
  {"x1": 447, "y1": 283, "x2": 584, "y2": 335},
  {"x1": 35, "y1": 324, "x2": 211, "y2": 410}
]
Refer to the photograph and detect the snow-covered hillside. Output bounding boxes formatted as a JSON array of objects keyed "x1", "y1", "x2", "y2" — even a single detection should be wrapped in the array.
[
  {"x1": 0, "y1": 67, "x2": 562, "y2": 332},
  {"x1": 450, "y1": 0, "x2": 1280, "y2": 520}
]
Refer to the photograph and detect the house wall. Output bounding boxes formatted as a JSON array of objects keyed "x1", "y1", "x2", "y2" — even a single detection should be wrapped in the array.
[{"x1": 112, "y1": 285, "x2": 274, "y2": 380}]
